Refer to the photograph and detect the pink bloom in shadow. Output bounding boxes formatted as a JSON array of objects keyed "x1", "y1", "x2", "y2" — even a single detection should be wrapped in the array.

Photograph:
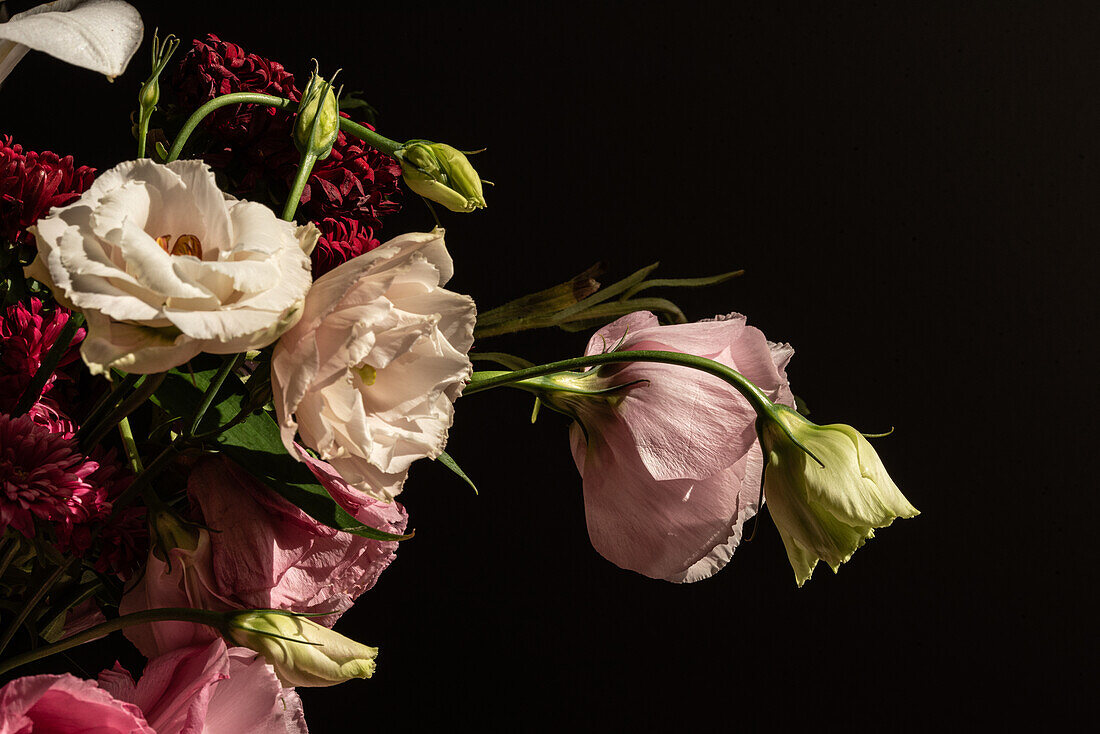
[{"x1": 121, "y1": 455, "x2": 406, "y2": 658}]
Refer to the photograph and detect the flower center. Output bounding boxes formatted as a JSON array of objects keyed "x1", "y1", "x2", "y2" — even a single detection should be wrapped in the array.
[
  {"x1": 156, "y1": 233, "x2": 203, "y2": 258},
  {"x1": 355, "y1": 364, "x2": 377, "y2": 386}
]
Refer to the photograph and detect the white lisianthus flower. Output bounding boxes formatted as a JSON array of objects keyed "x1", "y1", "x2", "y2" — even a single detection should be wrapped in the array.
[
  {"x1": 0, "y1": 0, "x2": 143, "y2": 85},
  {"x1": 272, "y1": 229, "x2": 475, "y2": 502},
  {"x1": 758, "y1": 405, "x2": 919, "y2": 586},
  {"x1": 25, "y1": 159, "x2": 317, "y2": 374},
  {"x1": 226, "y1": 611, "x2": 378, "y2": 688}
]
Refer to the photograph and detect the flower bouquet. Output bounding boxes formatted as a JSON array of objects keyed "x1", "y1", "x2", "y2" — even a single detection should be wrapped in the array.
[{"x1": 0, "y1": 2, "x2": 919, "y2": 729}]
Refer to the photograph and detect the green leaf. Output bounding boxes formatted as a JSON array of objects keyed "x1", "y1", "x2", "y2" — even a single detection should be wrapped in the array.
[
  {"x1": 152, "y1": 363, "x2": 409, "y2": 542},
  {"x1": 435, "y1": 450, "x2": 478, "y2": 495}
]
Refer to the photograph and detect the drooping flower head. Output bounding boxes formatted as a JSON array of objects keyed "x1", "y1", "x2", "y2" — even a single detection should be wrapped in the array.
[
  {"x1": 272, "y1": 229, "x2": 476, "y2": 502},
  {"x1": 0, "y1": 412, "x2": 102, "y2": 539},
  {"x1": 25, "y1": 159, "x2": 317, "y2": 374},
  {"x1": 539, "y1": 311, "x2": 795, "y2": 583},
  {"x1": 758, "y1": 405, "x2": 919, "y2": 586},
  {"x1": 0, "y1": 135, "x2": 95, "y2": 253}
]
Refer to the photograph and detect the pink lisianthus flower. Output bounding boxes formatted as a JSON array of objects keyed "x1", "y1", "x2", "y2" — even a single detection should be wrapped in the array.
[
  {"x1": 0, "y1": 413, "x2": 105, "y2": 540},
  {"x1": 549, "y1": 311, "x2": 796, "y2": 583},
  {"x1": 98, "y1": 638, "x2": 308, "y2": 734},
  {"x1": 0, "y1": 673, "x2": 154, "y2": 733},
  {"x1": 121, "y1": 455, "x2": 406, "y2": 658}
]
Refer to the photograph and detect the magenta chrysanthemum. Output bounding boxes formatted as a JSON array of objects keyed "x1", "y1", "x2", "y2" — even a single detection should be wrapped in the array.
[
  {"x1": 0, "y1": 299, "x2": 85, "y2": 420},
  {"x1": 0, "y1": 414, "x2": 101, "y2": 539},
  {"x1": 172, "y1": 34, "x2": 402, "y2": 276},
  {"x1": 0, "y1": 135, "x2": 95, "y2": 252}
]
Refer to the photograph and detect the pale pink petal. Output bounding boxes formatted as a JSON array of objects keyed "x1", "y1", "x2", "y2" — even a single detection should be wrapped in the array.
[{"x1": 0, "y1": 673, "x2": 154, "y2": 733}]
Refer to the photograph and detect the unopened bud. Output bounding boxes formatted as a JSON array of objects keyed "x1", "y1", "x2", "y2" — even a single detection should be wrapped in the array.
[
  {"x1": 295, "y1": 65, "x2": 340, "y2": 160},
  {"x1": 149, "y1": 505, "x2": 200, "y2": 563},
  {"x1": 397, "y1": 140, "x2": 486, "y2": 213},
  {"x1": 226, "y1": 611, "x2": 378, "y2": 687}
]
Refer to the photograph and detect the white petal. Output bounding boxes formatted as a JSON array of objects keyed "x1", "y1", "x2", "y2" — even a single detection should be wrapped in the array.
[{"x1": 0, "y1": 0, "x2": 143, "y2": 84}]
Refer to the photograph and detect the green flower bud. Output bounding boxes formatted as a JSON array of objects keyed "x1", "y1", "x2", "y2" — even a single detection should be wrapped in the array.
[
  {"x1": 295, "y1": 65, "x2": 340, "y2": 160},
  {"x1": 397, "y1": 141, "x2": 487, "y2": 213},
  {"x1": 149, "y1": 505, "x2": 200, "y2": 563},
  {"x1": 758, "y1": 405, "x2": 919, "y2": 587},
  {"x1": 226, "y1": 611, "x2": 378, "y2": 687}
]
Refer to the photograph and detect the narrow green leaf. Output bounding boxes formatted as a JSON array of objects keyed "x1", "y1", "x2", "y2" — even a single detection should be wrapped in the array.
[
  {"x1": 621, "y1": 269, "x2": 744, "y2": 299},
  {"x1": 435, "y1": 450, "x2": 478, "y2": 495}
]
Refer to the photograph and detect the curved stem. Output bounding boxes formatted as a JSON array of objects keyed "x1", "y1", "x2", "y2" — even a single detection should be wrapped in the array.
[
  {"x1": 282, "y1": 152, "x2": 317, "y2": 222},
  {"x1": 12, "y1": 314, "x2": 83, "y2": 417},
  {"x1": 166, "y1": 93, "x2": 295, "y2": 163},
  {"x1": 338, "y1": 117, "x2": 402, "y2": 157},
  {"x1": 0, "y1": 608, "x2": 226, "y2": 677},
  {"x1": 464, "y1": 350, "x2": 778, "y2": 419}
]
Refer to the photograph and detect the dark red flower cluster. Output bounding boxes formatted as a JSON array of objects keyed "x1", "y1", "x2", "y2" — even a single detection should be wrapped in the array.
[
  {"x1": 0, "y1": 136, "x2": 95, "y2": 253},
  {"x1": 0, "y1": 299, "x2": 85, "y2": 425},
  {"x1": 173, "y1": 35, "x2": 402, "y2": 276}
]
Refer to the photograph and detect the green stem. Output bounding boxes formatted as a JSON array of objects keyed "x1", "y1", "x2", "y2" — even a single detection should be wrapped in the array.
[
  {"x1": 166, "y1": 93, "x2": 295, "y2": 163},
  {"x1": 464, "y1": 350, "x2": 778, "y2": 419},
  {"x1": 12, "y1": 313, "x2": 83, "y2": 417},
  {"x1": 81, "y1": 373, "x2": 166, "y2": 450},
  {"x1": 0, "y1": 557, "x2": 76, "y2": 657},
  {"x1": 117, "y1": 417, "x2": 144, "y2": 473},
  {"x1": 136, "y1": 110, "x2": 150, "y2": 159},
  {"x1": 188, "y1": 354, "x2": 242, "y2": 436},
  {"x1": 282, "y1": 152, "x2": 318, "y2": 222},
  {"x1": 338, "y1": 117, "x2": 402, "y2": 157},
  {"x1": 0, "y1": 608, "x2": 226, "y2": 677},
  {"x1": 77, "y1": 373, "x2": 141, "y2": 445}
]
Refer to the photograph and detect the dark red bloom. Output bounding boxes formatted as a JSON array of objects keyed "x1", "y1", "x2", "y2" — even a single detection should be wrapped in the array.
[
  {"x1": 0, "y1": 413, "x2": 103, "y2": 540},
  {"x1": 0, "y1": 299, "x2": 85, "y2": 422},
  {"x1": 172, "y1": 35, "x2": 402, "y2": 276},
  {"x1": 0, "y1": 136, "x2": 95, "y2": 252}
]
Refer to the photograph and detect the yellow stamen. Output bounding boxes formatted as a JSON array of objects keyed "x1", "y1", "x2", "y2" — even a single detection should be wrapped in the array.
[{"x1": 356, "y1": 364, "x2": 377, "y2": 386}]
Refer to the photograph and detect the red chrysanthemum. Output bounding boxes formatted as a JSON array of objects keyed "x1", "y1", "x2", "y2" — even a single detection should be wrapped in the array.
[
  {"x1": 57, "y1": 448, "x2": 146, "y2": 577},
  {"x1": 0, "y1": 299, "x2": 85, "y2": 422},
  {"x1": 0, "y1": 135, "x2": 95, "y2": 252},
  {"x1": 0, "y1": 413, "x2": 102, "y2": 539},
  {"x1": 172, "y1": 35, "x2": 402, "y2": 276}
]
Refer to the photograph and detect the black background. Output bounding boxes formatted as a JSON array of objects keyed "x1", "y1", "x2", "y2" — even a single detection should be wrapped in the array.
[{"x1": 2, "y1": 0, "x2": 1094, "y2": 729}]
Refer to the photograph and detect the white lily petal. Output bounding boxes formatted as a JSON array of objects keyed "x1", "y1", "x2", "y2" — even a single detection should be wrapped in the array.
[{"x1": 0, "y1": 0, "x2": 143, "y2": 84}]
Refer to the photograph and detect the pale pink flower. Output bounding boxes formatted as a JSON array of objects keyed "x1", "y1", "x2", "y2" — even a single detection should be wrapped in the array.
[
  {"x1": 272, "y1": 228, "x2": 475, "y2": 501},
  {"x1": 557, "y1": 311, "x2": 795, "y2": 583},
  {"x1": 0, "y1": 673, "x2": 154, "y2": 733},
  {"x1": 0, "y1": 412, "x2": 102, "y2": 539},
  {"x1": 98, "y1": 638, "x2": 307, "y2": 734},
  {"x1": 121, "y1": 455, "x2": 406, "y2": 658}
]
